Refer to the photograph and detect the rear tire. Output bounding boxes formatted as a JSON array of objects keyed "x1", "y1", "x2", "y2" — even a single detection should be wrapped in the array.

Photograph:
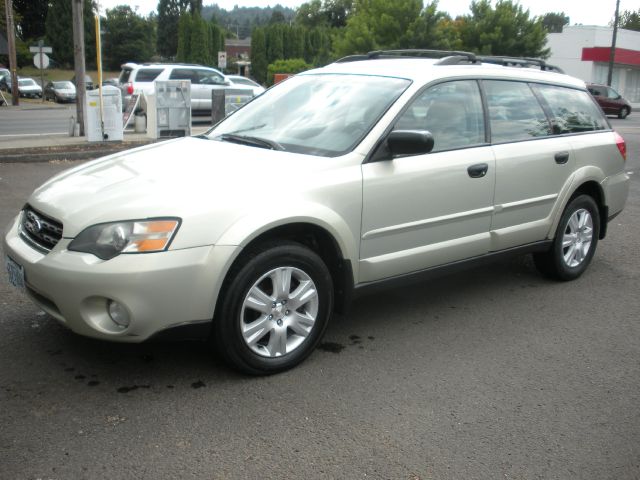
[
  {"x1": 534, "y1": 194, "x2": 600, "y2": 281},
  {"x1": 212, "y1": 242, "x2": 333, "y2": 375}
]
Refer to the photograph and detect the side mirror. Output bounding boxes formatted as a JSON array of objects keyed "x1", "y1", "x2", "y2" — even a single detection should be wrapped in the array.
[{"x1": 387, "y1": 130, "x2": 435, "y2": 157}]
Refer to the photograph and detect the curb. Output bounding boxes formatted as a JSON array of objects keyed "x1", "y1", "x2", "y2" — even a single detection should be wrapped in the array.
[{"x1": 0, "y1": 140, "x2": 156, "y2": 163}]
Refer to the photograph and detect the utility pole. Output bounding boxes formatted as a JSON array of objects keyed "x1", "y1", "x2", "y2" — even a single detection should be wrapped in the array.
[
  {"x1": 607, "y1": 0, "x2": 621, "y2": 87},
  {"x1": 72, "y1": 0, "x2": 87, "y2": 136},
  {"x1": 4, "y1": 0, "x2": 19, "y2": 106}
]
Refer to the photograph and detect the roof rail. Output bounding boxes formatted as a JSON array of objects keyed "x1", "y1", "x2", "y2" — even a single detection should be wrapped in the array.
[
  {"x1": 334, "y1": 49, "x2": 564, "y2": 73},
  {"x1": 336, "y1": 49, "x2": 477, "y2": 63},
  {"x1": 475, "y1": 56, "x2": 565, "y2": 73}
]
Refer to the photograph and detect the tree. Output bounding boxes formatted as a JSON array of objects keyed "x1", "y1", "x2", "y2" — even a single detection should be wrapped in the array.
[
  {"x1": 45, "y1": 0, "x2": 96, "y2": 68},
  {"x1": 266, "y1": 58, "x2": 311, "y2": 85},
  {"x1": 295, "y1": 0, "x2": 352, "y2": 28},
  {"x1": 406, "y1": 1, "x2": 462, "y2": 50},
  {"x1": 176, "y1": 12, "x2": 192, "y2": 61},
  {"x1": 541, "y1": 12, "x2": 569, "y2": 33},
  {"x1": 13, "y1": 0, "x2": 48, "y2": 40},
  {"x1": 266, "y1": 24, "x2": 284, "y2": 62},
  {"x1": 333, "y1": 0, "x2": 422, "y2": 56},
  {"x1": 250, "y1": 27, "x2": 268, "y2": 83},
  {"x1": 618, "y1": 9, "x2": 640, "y2": 31},
  {"x1": 458, "y1": 0, "x2": 550, "y2": 58},
  {"x1": 269, "y1": 10, "x2": 286, "y2": 24},
  {"x1": 157, "y1": 0, "x2": 182, "y2": 58},
  {"x1": 189, "y1": 12, "x2": 210, "y2": 64},
  {"x1": 103, "y1": 6, "x2": 156, "y2": 70}
]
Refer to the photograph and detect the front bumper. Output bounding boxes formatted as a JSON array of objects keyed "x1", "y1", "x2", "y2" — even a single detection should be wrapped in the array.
[{"x1": 3, "y1": 214, "x2": 237, "y2": 342}]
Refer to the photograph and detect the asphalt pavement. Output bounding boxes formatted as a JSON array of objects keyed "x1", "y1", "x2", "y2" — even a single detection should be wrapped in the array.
[{"x1": 0, "y1": 116, "x2": 638, "y2": 479}]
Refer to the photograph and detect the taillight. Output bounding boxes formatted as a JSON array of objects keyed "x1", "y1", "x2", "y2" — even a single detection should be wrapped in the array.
[
  {"x1": 127, "y1": 82, "x2": 133, "y2": 95},
  {"x1": 614, "y1": 131, "x2": 626, "y2": 161}
]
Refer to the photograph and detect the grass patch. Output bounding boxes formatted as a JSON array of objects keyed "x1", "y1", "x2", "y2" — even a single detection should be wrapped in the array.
[{"x1": 17, "y1": 67, "x2": 120, "y2": 83}]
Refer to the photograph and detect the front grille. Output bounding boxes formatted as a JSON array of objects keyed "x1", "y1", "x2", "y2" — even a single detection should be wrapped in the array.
[{"x1": 20, "y1": 205, "x2": 63, "y2": 251}]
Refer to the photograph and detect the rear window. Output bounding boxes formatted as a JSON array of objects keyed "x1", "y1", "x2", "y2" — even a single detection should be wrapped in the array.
[
  {"x1": 118, "y1": 67, "x2": 132, "y2": 84},
  {"x1": 535, "y1": 84, "x2": 608, "y2": 134},
  {"x1": 134, "y1": 69, "x2": 163, "y2": 82}
]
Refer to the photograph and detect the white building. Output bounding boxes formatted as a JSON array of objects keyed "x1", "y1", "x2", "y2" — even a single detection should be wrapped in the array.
[{"x1": 547, "y1": 25, "x2": 640, "y2": 106}]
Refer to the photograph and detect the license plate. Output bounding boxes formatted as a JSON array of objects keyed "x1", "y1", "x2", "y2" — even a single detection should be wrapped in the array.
[{"x1": 5, "y1": 255, "x2": 25, "y2": 289}]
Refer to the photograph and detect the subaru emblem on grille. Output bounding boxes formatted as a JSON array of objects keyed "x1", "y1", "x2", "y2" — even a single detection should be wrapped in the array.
[{"x1": 25, "y1": 211, "x2": 43, "y2": 235}]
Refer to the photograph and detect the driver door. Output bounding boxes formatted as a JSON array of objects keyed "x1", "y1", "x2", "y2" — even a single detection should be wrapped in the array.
[{"x1": 360, "y1": 80, "x2": 496, "y2": 283}]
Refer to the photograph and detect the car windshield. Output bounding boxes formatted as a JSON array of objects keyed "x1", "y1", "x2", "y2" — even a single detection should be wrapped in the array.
[
  {"x1": 208, "y1": 74, "x2": 411, "y2": 157},
  {"x1": 53, "y1": 81, "x2": 74, "y2": 89},
  {"x1": 19, "y1": 79, "x2": 37, "y2": 86}
]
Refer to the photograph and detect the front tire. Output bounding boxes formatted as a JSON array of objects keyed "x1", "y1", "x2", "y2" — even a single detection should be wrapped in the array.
[
  {"x1": 213, "y1": 242, "x2": 334, "y2": 374},
  {"x1": 534, "y1": 194, "x2": 600, "y2": 281},
  {"x1": 618, "y1": 107, "x2": 629, "y2": 119}
]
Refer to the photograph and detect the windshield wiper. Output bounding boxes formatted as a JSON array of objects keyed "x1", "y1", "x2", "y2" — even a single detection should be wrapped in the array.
[
  {"x1": 219, "y1": 133, "x2": 284, "y2": 151},
  {"x1": 229, "y1": 123, "x2": 266, "y2": 134}
]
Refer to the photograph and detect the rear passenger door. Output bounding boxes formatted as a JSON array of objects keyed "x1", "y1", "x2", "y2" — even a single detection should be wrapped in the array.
[{"x1": 485, "y1": 80, "x2": 574, "y2": 251}]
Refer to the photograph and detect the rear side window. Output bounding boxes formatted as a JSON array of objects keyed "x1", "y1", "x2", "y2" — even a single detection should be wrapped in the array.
[
  {"x1": 134, "y1": 69, "x2": 163, "y2": 82},
  {"x1": 169, "y1": 68, "x2": 199, "y2": 84},
  {"x1": 535, "y1": 84, "x2": 608, "y2": 134},
  {"x1": 484, "y1": 80, "x2": 551, "y2": 143}
]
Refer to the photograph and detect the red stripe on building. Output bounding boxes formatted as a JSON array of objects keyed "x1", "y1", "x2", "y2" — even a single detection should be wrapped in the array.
[{"x1": 581, "y1": 47, "x2": 640, "y2": 66}]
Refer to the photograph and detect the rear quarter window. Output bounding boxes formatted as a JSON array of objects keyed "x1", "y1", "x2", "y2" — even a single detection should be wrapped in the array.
[
  {"x1": 535, "y1": 84, "x2": 608, "y2": 134},
  {"x1": 134, "y1": 69, "x2": 164, "y2": 82}
]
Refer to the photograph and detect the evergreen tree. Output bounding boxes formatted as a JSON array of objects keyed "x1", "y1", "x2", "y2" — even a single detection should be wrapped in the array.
[
  {"x1": 176, "y1": 13, "x2": 192, "y2": 61},
  {"x1": 250, "y1": 27, "x2": 268, "y2": 83},
  {"x1": 541, "y1": 12, "x2": 569, "y2": 33},
  {"x1": 190, "y1": 13, "x2": 210, "y2": 64},
  {"x1": 157, "y1": 0, "x2": 183, "y2": 58},
  {"x1": 458, "y1": 0, "x2": 550, "y2": 58},
  {"x1": 103, "y1": 6, "x2": 156, "y2": 70},
  {"x1": 45, "y1": 0, "x2": 96, "y2": 68}
]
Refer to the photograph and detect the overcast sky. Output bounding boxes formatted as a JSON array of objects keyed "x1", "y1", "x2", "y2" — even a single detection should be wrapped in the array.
[{"x1": 96, "y1": 0, "x2": 636, "y2": 28}]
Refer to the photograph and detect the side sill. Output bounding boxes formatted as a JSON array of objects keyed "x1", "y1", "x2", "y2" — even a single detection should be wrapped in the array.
[{"x1": 353, "y1": 240, "x2": 552, "y2": 298}]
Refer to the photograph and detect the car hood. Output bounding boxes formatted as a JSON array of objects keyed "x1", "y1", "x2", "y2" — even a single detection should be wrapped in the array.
[{"x1": 28, "y1": 137, "x2": 357, "y2": 247}]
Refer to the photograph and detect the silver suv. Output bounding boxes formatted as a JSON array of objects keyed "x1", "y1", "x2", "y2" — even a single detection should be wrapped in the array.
[
  {"x1": 118, "y1": 62, "x2": 253, "y2": 113},
  {"x1": 4, "y1": 50, "x2": 630, "y2": 374}
]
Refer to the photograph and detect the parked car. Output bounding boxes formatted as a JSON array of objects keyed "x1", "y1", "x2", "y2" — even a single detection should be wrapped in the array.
[
  {"x1": 71, "y1": 74, "x2": 94, "y2": 90},
  {"x1": 118, "y1": 62, "x2": 254, "y2": 113},
  {"x1": 587, "y1": 83, "x2": 632, "y2": 119},
  {"x1": 0, "y1": 68, "x2": 9, "y2": 89},
  {"x1": 226, "y1": 75, "x2": 266, "y2": 96},
  {"x1": 44, "y1": 80, "x2": 76, "y2": 103},
  {"x1": 4, "y1": 51, "x2": 629, "y2": 374},
  {"x1": 17, "y1": 77, "x2": 42, "y2": 98}
]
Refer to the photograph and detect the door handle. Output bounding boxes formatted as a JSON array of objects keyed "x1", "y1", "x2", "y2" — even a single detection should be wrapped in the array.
[
  {"x1": 555, "y1": 151, "x2": 570, "y2": 164},
  {"x1": 467, "y1": 163, "x2": 489, "y2": 178}
]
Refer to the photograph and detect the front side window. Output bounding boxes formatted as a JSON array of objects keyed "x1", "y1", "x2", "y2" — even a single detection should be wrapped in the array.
[
  {"x1": 535, "y1": 84, "x2": 608, "y2": 134},
  {"x1": 197, "y1": 70, "x2": 224, "y2": 85},
  {"x1": 393, "y1": 80, "x2": 485, "y2": 152},
  {"x1": 207, "y1": 74, "x2": 410, "y2": 157},
  {"x1": 484, "y1": 80, "x2": 551, "y2": 143}
]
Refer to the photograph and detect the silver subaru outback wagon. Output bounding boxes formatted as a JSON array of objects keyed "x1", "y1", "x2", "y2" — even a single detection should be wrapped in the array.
[{"x1": 3, "y1": 50, "x2": 630, "y2": 374}]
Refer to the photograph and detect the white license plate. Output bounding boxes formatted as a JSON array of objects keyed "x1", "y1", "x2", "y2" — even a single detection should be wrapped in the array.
[{"x1": 5, "y1": 256, "x2": 25, "y2": 289}]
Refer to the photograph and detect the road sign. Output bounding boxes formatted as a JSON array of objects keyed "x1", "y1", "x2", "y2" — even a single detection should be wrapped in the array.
[
  {"x1": 218, "y1": 51, "x2": 227, "y2": 69},
  {"x1": 29, "y1": 46, "x2": 52, "y2": 54},
  {"x1": 33, "y1": 52, "x2": 50, "y2": 69}
]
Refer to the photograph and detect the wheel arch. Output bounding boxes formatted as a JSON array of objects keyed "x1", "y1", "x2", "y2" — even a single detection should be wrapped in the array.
[{"x1": 218, "y1": 221, "x2": 356, "y2": 315}]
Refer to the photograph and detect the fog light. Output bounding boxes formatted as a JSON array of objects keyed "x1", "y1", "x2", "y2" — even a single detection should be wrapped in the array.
[{"x1": 107, "y1": 300, "x2": 130, "y2": 328}]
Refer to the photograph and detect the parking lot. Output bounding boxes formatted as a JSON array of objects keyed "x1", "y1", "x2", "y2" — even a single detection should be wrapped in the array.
[{"x1": 0, "y1": 116, "x2": 639, "y2": 479}]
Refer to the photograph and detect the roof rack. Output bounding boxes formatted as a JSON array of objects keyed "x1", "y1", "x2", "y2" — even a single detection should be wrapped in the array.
[
  {"x1": 335, "y1": 49, "x2": 564, "y2": 73},
  {"x1": 336, "y1": 49, "x2": 477, "y2": 63},
  {"x1": 474, "y1": 56, "x2": 564, "y2": 73}
]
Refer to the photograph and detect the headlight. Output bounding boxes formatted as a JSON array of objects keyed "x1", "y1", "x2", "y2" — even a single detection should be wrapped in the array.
[{"x1": 68, "y1": 218, "x2": 180, "y2": 260}]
